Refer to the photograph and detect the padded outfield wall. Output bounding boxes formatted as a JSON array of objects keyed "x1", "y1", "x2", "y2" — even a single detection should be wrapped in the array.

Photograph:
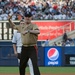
[{"x1": 0, "y1": 41, "x2": 75, "y2": 66}]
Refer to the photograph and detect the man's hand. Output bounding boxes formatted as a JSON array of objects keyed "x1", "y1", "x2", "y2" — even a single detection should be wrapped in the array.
[
  {"x1": 22, "y1": 30, "x2": 29, "y2": 35},
  {"x1": 8, "y1": 15, "x2": 12, "y2": 20},
  {"x1": 17, "y1": 53, "x2": 21, "y2": 59},
  {"x1": 14, "y1": 51, "x2": 21, "y2": 59},
  {"x1": 14, "y1": 51, "x2": 18, "y2": 57}
]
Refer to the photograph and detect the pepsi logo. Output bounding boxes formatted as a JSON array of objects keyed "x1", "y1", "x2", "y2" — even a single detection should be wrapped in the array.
[{"x1": 47, "y1": 48, "x2": 59, "y2": 61}]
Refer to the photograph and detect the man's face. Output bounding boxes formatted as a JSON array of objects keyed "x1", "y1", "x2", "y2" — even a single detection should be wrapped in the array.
[
  {"x1": 24, "y1": 16, "x2": 32, "y2": 24},
  {"x1": 20, "y1": 21, "x2": 24, "y2": 25}
]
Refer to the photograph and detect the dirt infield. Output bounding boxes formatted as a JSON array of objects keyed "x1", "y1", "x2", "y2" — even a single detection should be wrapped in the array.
[{"x1": 0, "y1": 73, "x2": 75, "y2": 75}]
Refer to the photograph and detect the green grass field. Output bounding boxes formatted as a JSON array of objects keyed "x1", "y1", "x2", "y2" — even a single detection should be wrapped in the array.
[{"x1": 0, "y1": 67, "x2": 75, "y2": 74}]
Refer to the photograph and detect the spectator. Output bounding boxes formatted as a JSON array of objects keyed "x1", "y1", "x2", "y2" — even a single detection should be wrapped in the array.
[
  {"x1": 57, "y1": 42, "x2": 62, "y2": 46},
  {"x1": 65, "y1": 40, "x2": 71, "y2": 46},
  {"x1": 63, "y1": 31, "x2": 68, "y2": 43},
  {"x1": 53, "y1": 42, "x2": 57, "y2": 46},
  {"x1": 16, "y1": 12, "x2": 23, "y2": 20},
  {"x1": 62, "y1": 41, "x2": 65, "y2": 46},
  {"x1": 45, "y1": 39, "x2": 49, "y2": 46},
  {"x1": 0, "y1": 0, "x2": 75, "y2": 20}
]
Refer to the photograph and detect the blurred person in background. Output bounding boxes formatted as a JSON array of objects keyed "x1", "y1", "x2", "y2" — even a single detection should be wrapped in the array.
[
  {"x1": 12, "y1": 19, "x2": 34, "y2": 75},
  {"x1": 63, "y1": 31, "x2": 68, "y2": 43},
  {"x1": 45, "y1": 39, "x2": 49, "y2": 46}
]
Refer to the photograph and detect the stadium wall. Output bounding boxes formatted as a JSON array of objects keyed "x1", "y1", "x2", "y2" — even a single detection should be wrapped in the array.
[{"x1": 0, "y1": 41, "x2": 75, "y2": 66}]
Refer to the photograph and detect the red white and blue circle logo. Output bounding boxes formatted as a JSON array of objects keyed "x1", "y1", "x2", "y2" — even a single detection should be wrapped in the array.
[{"x1": 47, "y1": 48, "x2": 59, "y2": 61}]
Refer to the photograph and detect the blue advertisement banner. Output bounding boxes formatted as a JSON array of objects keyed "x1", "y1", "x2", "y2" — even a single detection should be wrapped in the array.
[
  {"x1": 38, "y1": 46, "x2": 44, "y2": 66},
  {"x1": 44, "y1": 47, "x2": 62, "y2": 66}
]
